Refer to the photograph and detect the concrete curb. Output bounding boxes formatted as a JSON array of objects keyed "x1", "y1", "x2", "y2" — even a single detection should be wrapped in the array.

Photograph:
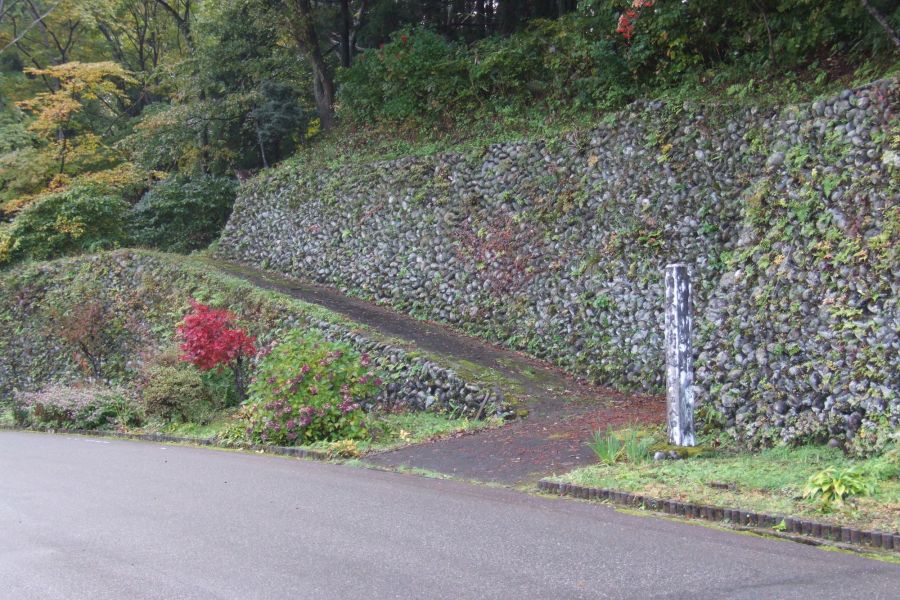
[
  {"x1": 0, "y1": 426, "x2": 331, "y2": 461},
  {"x1": 538, "y1": 479, "x2": 898, "y2": 554}
]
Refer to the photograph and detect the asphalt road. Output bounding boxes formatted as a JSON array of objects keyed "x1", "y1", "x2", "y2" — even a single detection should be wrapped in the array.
[{"x1": 1, "y1": 432, "x2": 897, "y2": 600}]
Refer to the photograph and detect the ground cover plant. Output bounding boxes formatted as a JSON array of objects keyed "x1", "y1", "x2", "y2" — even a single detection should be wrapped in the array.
[
  {"x1": 556, "y1": 427, "x2": 899, "y2": 532},
  {"x1": 802, "y1": 464, "x2": 886, "y2": 512},
  {"x1": 589, "y1": 426, "x2": 655, "y2": 465}
]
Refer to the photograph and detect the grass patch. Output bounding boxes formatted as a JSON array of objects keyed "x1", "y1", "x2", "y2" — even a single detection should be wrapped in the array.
[
  {"x1": 553, "y1": 444, "x2": 899, "y2": 533},
  {"x1": 303, "y1": 410, "x2": 502, "y2": 455},
  {"x1": 149, "y1": 414, "x2": 236, "y2": 440},
  {"x1": 129, "y1": 408, "x2": 500, "y2": 456}
]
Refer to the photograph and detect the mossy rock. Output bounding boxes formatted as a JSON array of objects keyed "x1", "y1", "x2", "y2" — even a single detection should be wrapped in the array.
[{"x1": 649, "y1": 442, "x2": 716, "y2": 459}]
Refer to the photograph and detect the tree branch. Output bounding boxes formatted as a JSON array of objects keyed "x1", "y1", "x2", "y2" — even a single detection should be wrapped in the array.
[
  {"x1": 0, "y1": 0, "x2": 59, "y2": 56},
  {"x1": 859, "y1": 0, "x2": 900, "y2": 49}
]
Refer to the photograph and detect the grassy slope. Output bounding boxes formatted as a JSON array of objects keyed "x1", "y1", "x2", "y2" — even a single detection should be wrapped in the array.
[
  {"x1": 0, "y1": 249, "x2": 513, "y2": 452},
  {"x1": 1, "y1": 248, "x2": 529, "y2": 399}
]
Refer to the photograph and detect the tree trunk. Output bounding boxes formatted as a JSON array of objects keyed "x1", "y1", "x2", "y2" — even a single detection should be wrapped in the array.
[
  {"x1": 233, "y1": 355, "x2": 247, "y2": 404},
  {"x1": 349, "y1": 0, "x2": 369, "y2": 56},
  {"x1": 476, "y1": 0, "x2": 486, "y2": 36},
  {"x1": 339, "y1": 0, "x2": 351, "y2": 68},
  {"x1": 312, "y1": 63, "x2": 335, "y2": 131},
  {"x1": 198, "y1": 89, "x2": 210, "y2": 172},
  {"x1": 860, "y1": 0, "x2": 900, "y2": 49},
  {"x1": 498, "y1": 0, "x2": 519, "y2": 34},
  {"x1": 255, "y1": 119, "x2": 269, "y2": 169},
  {"x1": 285, "y1": 0, "x2": 336, "y2": 130}
]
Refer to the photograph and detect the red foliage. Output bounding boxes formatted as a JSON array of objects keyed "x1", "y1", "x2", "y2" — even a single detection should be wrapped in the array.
[
  {"x1": 616, "y1": 0, "x2": 654, "y2": 41},
  {"x1": 177, "y1": 300, "x2": 256, "y2": 372}
]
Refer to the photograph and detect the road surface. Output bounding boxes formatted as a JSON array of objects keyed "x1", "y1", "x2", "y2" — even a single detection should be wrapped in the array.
[{"x1": 1, "y1": 432, "x2": 897, "y2": 599}]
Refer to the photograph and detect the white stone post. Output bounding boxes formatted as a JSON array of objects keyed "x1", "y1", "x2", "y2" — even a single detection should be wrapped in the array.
[{"x1": 665, "y1": 264, "x2": 695, "y2": 447}]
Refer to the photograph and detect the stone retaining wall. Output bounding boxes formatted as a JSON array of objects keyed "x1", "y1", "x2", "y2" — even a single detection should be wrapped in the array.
[{"x1": 219, "y1": 80, "x2": 898, "y2": 448}]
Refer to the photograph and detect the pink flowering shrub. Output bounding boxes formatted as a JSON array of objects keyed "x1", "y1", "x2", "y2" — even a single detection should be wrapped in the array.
[
  {"x1": 243, "y1": 331, "x2": 381, "y2": 445},
  {"x1": 14, "y1": 384, "x2": 141, "y2": 430}
]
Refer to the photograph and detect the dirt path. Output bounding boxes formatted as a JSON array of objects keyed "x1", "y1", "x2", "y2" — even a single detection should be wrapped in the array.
[
  {"x1": 207, "y1": 258, "x2": 665, "y2": 484},
  {"x1": 365, "y1": 395, "x2": 663, "y2": 485}
]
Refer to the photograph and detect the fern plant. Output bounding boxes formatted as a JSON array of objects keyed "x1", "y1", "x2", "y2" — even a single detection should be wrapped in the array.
[
  {"x1": 803, "y1": 466, "x2": 876, "y2": 509},
  {"x1": 589, "y1": 426, "x2": 622, "y2": 465}
]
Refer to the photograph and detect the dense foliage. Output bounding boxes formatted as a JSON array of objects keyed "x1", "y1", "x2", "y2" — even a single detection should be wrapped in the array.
[
  {"x1": 0, "y1": 188, "x2": 129, "y2": 266},
  {"x1": 128, "y1": 175, "x2": 237, "y2": 253},
  {"x1": 140, "y1": 365, "x2": 217, "y2": 422},
  {"x1": 339, "y1": 2, "x2": 899, "y2": 127},
  {"x1": 243, "y1": 331, "x2": 379, "y2": 445}
]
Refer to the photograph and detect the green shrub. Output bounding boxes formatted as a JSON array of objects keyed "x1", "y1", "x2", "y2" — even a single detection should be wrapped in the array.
[
  {"x1": 243, "y1": 331, "x2": 380, "y2": 445},
  {"x1": 585, "y1": 1, "x2": 889, "y2": 83},
  {"x1": 337, "y1": 28, "x2": 475, "y2": 124},
  {"x1": 471, "y1": 16, "x2": 633, "y2": 111},
  {"x1": 140, "y1": 364, "x2": 215, "y2": 423},
  {"x1": 128, "y1": 174, "x2": 237, "y2": 253},
  {"x1": 14, "y1": 384, "x2": 141, "y2": 430},
  {"x1": 200, "y1": 368, "x2": 241, "y2": 409},
  {"x1": 845, "y1": 420, "x2": 899, "y2": 458},
  {"x1": 0, "y1": 187, "x2": 128, "y2": 266},
  {"x1": 803, "y1": 465, "x2": 877, "y2": 509}
]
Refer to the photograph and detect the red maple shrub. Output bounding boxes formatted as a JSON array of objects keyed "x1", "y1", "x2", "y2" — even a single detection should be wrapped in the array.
[
  {"x1": 43, "y1": 281, "x2": 136, "y2": 382},
  {"x1": 177, "y1": 300, "x2": 256, "y2": 402}
]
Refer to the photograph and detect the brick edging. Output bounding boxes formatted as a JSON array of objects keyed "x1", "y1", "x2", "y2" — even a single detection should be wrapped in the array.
[
  {"x1": 0, "y1": 426, "x2": 330, "y2": 460},
  {"x1": 538, "y1": 479, "x2": 898, "y2": 553}
]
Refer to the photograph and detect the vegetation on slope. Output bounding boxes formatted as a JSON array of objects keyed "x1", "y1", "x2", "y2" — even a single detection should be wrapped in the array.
[
  {"x1": 0, "y1": 250, "x2": 506, "y2": 451},
  {"x1": 1, "y1": 1, "x2": 898, "y2": 268}
]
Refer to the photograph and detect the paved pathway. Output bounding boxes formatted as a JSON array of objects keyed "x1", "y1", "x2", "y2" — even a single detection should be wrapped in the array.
[
  {"x1": 2, "y1": 432, "x2": 896, "y2": 600},
  {"x1": 208, "y1": 259, "x2": 665, "y2": 483}
]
